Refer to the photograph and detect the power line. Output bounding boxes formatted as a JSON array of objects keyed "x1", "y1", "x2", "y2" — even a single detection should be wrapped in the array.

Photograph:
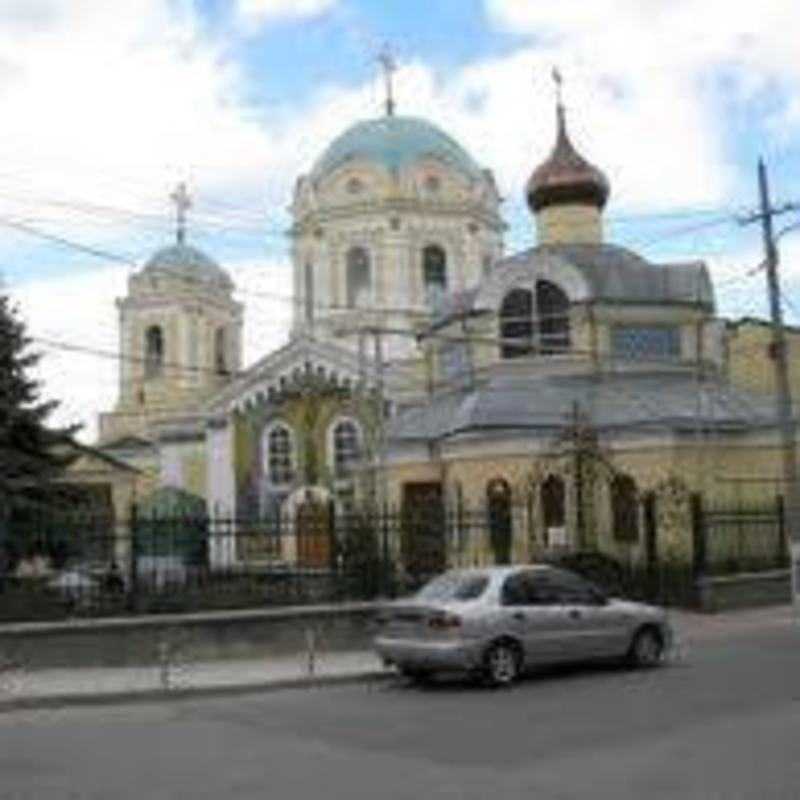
[{"x1": 0, "y1": 217, "x2": 139, "y2": 267}]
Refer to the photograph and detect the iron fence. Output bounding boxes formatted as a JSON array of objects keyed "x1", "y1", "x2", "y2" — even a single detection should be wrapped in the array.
[
  {"x1": 0, "y1": 495, "x2": 789, "y2": 622},
  {"x1": 699, "y1": 496, "x2": 788, "y2": 576}
]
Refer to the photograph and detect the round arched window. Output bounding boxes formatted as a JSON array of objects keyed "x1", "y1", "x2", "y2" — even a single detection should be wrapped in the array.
[
  {"x1": 346, "y1": 247, "x2": 371, "y2": 308},
  {"x1": 422, "y1": 245, "x2": 447, "y2": 307},
  {"x1": 266, "y1": 424, "x2": 294, "y2": 486},
  {"x1": 144, "y1": 325, "x2": 164, "y2": 378},
  {"x1": 332, "y1": 419, "x2": 361, "y2": 477}
]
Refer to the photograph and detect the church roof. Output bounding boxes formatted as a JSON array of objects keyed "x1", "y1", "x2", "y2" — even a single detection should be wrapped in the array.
[
  {"x1": 143, "y1": 243, "x2": 232, "y2": 288},
  {"x1": 515, "y1": 244, "x2": 714, "y2": 308},
  {"x1": 427, "y1": 243, "x2": 714, "y2": 334},
  {"x1": 527, "y1": 104, "x2": 610, "y2": 213},
  {"x1": 389, "y1": 370, "x2": 774, "y2": 444},
  {"x1": 310, "y1": 115, "x2": 484, "y2": 182}
]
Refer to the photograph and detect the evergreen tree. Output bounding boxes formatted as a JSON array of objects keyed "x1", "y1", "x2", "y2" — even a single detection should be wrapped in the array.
[{"x1": 0, "y1": 292, "x2": 79, "y2": 506}]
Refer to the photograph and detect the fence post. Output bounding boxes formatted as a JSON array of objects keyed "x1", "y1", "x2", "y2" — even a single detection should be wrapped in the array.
[
  {"x1": 0, "y1": 502, "x2": 8, "y2": 596},
  {"x1": 127, "y1": 503, "x2": 139, "y2": 613},
  {"x1": 381, "y1": 502, "x2": 392, "y2": 599},
  {"x1": 777, "y1": 494, "x2": 787, "y2": 567},
  {"x1": 690, "y1": 493, "x2": 707, "y2": 609}
]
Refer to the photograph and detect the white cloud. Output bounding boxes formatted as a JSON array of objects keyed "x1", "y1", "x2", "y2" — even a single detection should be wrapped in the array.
[
  {"x1": 7, "y1": 0, "x2": 800, "y2": 445},
  {"x1": 236, "y1": 0, "x2": 337, "y2": 30},
  {"x1": 479, "y1": 0, "x2": 800, "y2": 211}
]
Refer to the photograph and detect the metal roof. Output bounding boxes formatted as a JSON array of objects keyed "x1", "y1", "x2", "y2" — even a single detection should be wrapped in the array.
[
  {"x1": 389, "y1": 369, "x2": 773, "y2": 443},
  {"x1": 143, "y1": 243, "x2": 232, "y2": 288}
]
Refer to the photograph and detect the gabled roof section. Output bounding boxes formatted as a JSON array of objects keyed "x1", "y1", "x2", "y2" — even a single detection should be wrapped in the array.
[{"x1": 207, "y1": 335, "x2": 375, "y2": 414}]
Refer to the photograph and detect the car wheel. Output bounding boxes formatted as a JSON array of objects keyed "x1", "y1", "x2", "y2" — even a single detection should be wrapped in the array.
[
  {"x1": 483, "y1": 641, "x2": 521, "y2": 687},
  {"x1": 628, "y1": 627, "x2": 663, "y2": 668}
]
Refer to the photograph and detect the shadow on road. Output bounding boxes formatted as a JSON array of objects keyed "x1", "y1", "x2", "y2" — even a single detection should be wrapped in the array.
[{"x1": 379, "y1": 657, "x2": 682, "y2": 695}]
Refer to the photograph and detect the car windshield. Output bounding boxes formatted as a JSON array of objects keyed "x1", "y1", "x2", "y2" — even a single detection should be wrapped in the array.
[{"x1": 416, "y1": 572, "x2": 489, "y2": 602}]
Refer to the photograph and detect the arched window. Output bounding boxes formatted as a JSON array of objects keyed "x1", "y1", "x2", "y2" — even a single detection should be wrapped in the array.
[
  {"x1": 332, "y1": 419, "x2": 361, "y2": 478},
  {"x1": 536, "y1": 280, "x2": 570, "y2": 355},
  {"x1": 500, "y1": 289, "x2": 533, "y2": 359},
  {"x1": 541, "y1": 475, "x2": 565, "y2": 528},
  {"x1": 499, "y1": 281, "x2": 571, "y2": 359},
  {"x1": 304, "y1": 262, "x2": 314, "y2": 323},
  {"x1": 611, "y1": 474, "x2": 639, "y2": 543},
  {"x1": 144, "y1": 325, "x2": 164, "y2": 378},
  {"x1": 346, "y1": 247, "x2": 371, "y2": 308},
  {"x1": 266, "y1": 424, "x2": 294, "y2": 486},
  {"x1": 541, "y1": 475, "x2": 565, "y2": 548},
  {"x1": 214, "y1": 327, "x2": 227, "y2": 375},
  {"x1": 487, "y1": 478, "x2": 512, "y2": 565},
  {"x1": 422, "y1": 245, "x2": 447, "y2": 307}
]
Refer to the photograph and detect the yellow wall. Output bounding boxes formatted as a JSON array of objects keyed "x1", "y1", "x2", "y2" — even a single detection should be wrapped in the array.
[{"x1": 725, "y1": 320, "x2": 800, "y2": 412}]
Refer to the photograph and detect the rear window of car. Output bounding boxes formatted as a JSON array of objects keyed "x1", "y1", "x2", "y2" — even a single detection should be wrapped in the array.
[{"x1": 416, "y1": 572, "x2": 490, "y2": 602}]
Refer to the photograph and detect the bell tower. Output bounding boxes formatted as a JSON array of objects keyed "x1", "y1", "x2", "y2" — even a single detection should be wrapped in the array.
[{"x1": 99, "y1": 184, "x2": 243, "y2": 443}]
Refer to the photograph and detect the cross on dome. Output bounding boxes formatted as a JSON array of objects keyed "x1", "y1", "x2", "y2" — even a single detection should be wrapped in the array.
[
  {"x1": 552, "y1": 66, "x2": 563, "y2": 107},
  {"x1": 377, "y1": 44, "x2": 397, "y2": 117},
  {"x1": 170, "y1": 182, "x2": 192, "y2": 245}
]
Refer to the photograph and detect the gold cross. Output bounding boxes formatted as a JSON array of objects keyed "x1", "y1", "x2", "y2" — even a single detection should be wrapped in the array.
[{"x1": 170, "y1": 182, "x2": 191, "y2": 245}]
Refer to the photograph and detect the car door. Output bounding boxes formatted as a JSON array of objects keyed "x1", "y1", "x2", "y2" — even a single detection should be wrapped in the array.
[
  {"x1": 499, "y1": 570, "x2": 573, "y2": 666},
  {"x1": 545, "y1": 568, "x2": 631, "y2": 659}
]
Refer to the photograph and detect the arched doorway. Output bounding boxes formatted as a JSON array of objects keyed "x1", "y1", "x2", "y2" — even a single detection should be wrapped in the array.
[
  {"x1": 295, "y1": 490, "x2": 333, "y2": 569},
  {"x1": 487, "y1": 478, "x2": 512, "y2": 564}
]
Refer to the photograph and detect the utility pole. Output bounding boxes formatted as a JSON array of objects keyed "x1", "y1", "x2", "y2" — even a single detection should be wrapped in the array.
[{"x1": 749, "y1": 159, "x2": 800, "y2": 613}]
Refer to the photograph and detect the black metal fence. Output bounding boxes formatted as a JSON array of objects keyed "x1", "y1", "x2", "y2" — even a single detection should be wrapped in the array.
[
  {"x1": 0, "y1": 495, "x2": 790, "y2": 623},
  {"x1": 697, "y1": 496, "x2": 788, "y2": 576}
]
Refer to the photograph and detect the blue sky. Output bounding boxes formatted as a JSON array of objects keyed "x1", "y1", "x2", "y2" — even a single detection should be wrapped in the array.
[{"x1": 1, "y1": 0, "x2": 799, "y2": 437}]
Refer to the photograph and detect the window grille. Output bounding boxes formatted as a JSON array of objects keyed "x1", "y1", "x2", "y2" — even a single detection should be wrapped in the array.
[
  {"x1": 333, "y1": 420, "x2": 361, "y2": 477},
  {"x1": 612, "y1": 326, "x2": 680, "y2": 361}
]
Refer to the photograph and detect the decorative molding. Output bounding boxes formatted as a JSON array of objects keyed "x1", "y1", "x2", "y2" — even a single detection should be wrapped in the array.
[{"x1": 475, "y1": 251, "x2": 592, "y2": 310}]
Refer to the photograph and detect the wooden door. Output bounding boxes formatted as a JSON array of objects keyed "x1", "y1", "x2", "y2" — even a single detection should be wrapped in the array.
[{"x1": 296, "y1": 497, "x2": 332, "y2": 569}]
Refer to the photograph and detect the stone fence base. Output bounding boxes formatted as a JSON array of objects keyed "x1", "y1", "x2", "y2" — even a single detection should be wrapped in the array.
[
  {"x1": 0, "y1": 603, "x2": 383, "y2": 671},
  {"x1": 696, "y1": 569, "x2": 791, "y2": 613}
]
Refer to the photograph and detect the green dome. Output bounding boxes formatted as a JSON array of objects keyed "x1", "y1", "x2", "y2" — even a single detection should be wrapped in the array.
[{"x1": 310, "y1": 115, "x2": 484, "y2": 182}]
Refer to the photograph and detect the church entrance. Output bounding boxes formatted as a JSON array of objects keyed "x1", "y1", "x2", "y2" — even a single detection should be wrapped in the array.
[{"x1": 295, "y1": 492, "x2": 333, "y2": 569}]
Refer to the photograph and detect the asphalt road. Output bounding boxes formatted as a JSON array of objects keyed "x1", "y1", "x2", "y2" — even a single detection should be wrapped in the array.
[{"x1": 1, "y1": 616, "x2": 798, "y2": 799}]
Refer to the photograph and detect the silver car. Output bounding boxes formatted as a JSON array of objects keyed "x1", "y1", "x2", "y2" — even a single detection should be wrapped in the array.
[{"x1": 374, "y1": 565, "x2": 674, "y2": 686}]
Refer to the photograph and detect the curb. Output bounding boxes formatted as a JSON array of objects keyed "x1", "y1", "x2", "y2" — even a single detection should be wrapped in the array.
[{"x1": 0, "y1": 669, "x2": 394, "y2": 715}]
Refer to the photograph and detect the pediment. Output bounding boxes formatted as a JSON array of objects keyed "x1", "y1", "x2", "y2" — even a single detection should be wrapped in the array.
[{"x1": 210, "y1": 336, "x2": 370, "y2": 414}]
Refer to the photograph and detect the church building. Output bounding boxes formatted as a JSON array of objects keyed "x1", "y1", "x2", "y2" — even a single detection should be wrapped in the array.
[{"x1": 91, "y1": 79, "x2": 796, "y2": 575}]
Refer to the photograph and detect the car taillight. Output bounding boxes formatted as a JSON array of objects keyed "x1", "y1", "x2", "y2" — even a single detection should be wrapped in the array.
[{"x1": 429, "y1": 613, "x2": 461, "y2": 630}]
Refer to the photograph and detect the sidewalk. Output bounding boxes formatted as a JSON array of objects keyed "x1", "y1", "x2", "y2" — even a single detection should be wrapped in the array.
[
  {"x1": 0, "y1": 649, "x2": 392, "y2": 712},
  {"x1": 0, "y1": 604, "x2": 793, "y2": 713}
]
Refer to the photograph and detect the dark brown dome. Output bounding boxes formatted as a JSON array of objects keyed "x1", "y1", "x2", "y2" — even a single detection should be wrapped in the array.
[{"x1": 527, "y1": 105, "x2": 610, "y2": 213}]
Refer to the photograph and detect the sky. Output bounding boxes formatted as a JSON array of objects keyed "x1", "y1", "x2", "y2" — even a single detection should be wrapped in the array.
[{"x1": 1, "y1": 0, "x2": 800, "y2": 441}]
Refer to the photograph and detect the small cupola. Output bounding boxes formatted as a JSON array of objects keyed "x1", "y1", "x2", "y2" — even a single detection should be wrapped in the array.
[{"x1": 526, "y1": 81, "x2": 610, "y2": 245}]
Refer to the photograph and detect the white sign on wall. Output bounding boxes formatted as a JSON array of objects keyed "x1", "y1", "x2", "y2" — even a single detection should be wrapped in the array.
[{"x1": 548, "y1": 527, "x2": 567, "y2": 548}]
